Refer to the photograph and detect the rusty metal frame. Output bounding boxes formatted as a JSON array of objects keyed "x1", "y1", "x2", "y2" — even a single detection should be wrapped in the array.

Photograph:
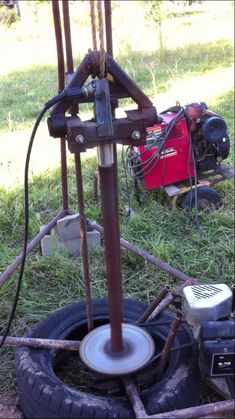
[{"x1": 0, "y1": 1, "x2": 234, "y2": 418}]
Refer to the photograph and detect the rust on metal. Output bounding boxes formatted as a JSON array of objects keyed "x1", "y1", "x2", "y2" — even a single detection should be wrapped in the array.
[
  {"x1": 62, "y1": 0, "x2": 74, "y2": 75},
  {"x1": 52, "y1": 0, "x2": 65, "y2": 92},
  {"x1": 104, "y1": 0, "x2": 113, "y2": 57},
  {"x1": 49, "y1": 54, "x2": 92, "y2": 118},
  {"x1": 60, "y1": 138, "x2": 69, "y2": 212},
  {"x1": 92, "y1": 170, "x2": 99, "y2": 200},
  {"x1": 138, "y1": 285, "x2": 171, "y2": 323},
  {"x1": 146, "y1": 281, "x2": 193, "y2": 320},
  {"x1": 204, "y1": 377, "x2": 234, "y2": 400},
  {"x1": 99, "y1": 164, "x2": 123, "y2": 352},
  {"x1": 1, "y1": 335, "x2": 80, "y2": 351},
  {"x1": 156, "y1": 311, "x2": 182, "y2": 377},
  {"x1": 48, "y1": 50, "x2": 158, "y2": 141},
  {"x1": 75, "y1": 153, "x2": 93, "y2": 331},
  {"x1": 147, "y1": 399, "x2": 235, "y2": 418},
  {"x1": 122, "y1": 376, "x2": 148, "y2": 419},
  {"x1": 62, "y1": 0, "x2": 78, "y2": 118},
  {"x1": 0, "y1": 211, "x2": 66, "y2": 289},
  {"x1": 52, "y1": 0, "x2": 69, "y2": 212}
]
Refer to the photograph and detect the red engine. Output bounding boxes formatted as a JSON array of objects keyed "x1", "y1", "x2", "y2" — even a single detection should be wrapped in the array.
[{"x1": 126, "y1": 103, "x2": 230, "y2": 191}]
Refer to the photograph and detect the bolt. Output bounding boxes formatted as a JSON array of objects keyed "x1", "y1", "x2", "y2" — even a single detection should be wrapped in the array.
[
  {"x1": 75, "y1": 135, "x2": 85, "y2": 144},
  {"x1": 131, "y1": 130, "x2": 141, "y2": 140}
]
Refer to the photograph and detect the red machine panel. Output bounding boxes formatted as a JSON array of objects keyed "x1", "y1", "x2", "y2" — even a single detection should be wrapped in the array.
[{"x1": 138, "y1": 114, "x2": 195, "y2": 190}]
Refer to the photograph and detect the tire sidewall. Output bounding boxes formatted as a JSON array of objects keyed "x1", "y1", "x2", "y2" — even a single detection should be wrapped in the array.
[{"x1": 16, "y1": 298, "x2": 200, "y2": 418}]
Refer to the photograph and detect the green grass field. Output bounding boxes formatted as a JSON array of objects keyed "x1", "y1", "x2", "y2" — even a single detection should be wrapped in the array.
[{"x1": 0, "y1": 0, "x2": 234, "y2": 404}]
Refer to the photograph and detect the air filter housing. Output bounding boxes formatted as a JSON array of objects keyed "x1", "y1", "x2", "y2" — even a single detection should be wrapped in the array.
[{"x1": 182, "y1": 284, "x2": 233, "y2": 327}]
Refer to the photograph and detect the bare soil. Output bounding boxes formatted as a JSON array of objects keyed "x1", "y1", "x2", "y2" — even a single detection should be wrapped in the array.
[{"x1": 0, "y1": 394, "x2": 24, "y2": 419}]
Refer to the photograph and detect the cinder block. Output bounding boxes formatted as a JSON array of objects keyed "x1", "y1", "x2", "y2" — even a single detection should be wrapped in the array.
[
  {"x1": 87, "y1": 230, "x2": 101, "y2": 249},
  {"x1": 57, "y1": 230, "x2": 101, "y2": 257},
  {"x1": 40, "y1": 235, "x2": 52, "y2": 256},
  {"x1": 40, "y1": 217, "x2": 101, "y2": 257},
  {"x1": 57, "y1": 237, "x2": 80, "y2": 257},
  {"x1": 56, "y1": 214, "x2": 80, "y2": 240},
  {"x1": 40, "y1": 230, "x2": 60, "y2": 256}
]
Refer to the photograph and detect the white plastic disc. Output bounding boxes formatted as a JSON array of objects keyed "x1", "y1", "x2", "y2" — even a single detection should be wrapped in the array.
[{"x1": 79, "y1": 323, "x2": 155, "y2": 375}]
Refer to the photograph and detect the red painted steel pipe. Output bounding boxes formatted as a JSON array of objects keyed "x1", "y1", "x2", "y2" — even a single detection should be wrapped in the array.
[
  {"x1": 123, "y1": 377, "x2": 235, "y2": 419},
  {"x1": 138, "y1": 285, "x2": 171, "y2": 323},
  {"x1": 62, "y1": 0, "x2": 74, "y2": 74},
  {"x1": 0, "y1": 211, "x2": 65, "y2": 288},
  {"x1": 1, "y1": 335, "x2": 80, "y2": 351},
  {"x1": 62, "y1": 0, "x2": 78, "y2": 118},
  {"x1": 148, "y1": 399, "x2": 235, "y2": 418},
  {"x1": 104, "y1": 0, "x2": 113, "y2": 57},
  {"x1": 75, "y1": 153, "x2": 93, "y2": 331},
  {"x1": 123, "y1": 376, "x2": 148, "y2": 419},
  {"x1": 52, "y1": 0, "x2": 65, "y2": 91},
  {"x1": 61, "y1": 0, "x2": 92, "y2": 331},
  {"x1": 52, "y1": 0, "x2": 69, "y2": 212},
  {"x1": 156, "y1": 311, "x2": 182, "y2": 376},
  {"x1": 98, "y1": 164, "x2": 123, "y2": 352}
]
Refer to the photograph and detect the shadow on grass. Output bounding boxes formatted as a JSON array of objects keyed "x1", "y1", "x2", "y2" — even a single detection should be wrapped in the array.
[
  {"x1": 0, "y1": 39, "x2": 233, "y2": 131},
  {"x1": 0, "y1": 92, "x2": 234, "y2": 391}
]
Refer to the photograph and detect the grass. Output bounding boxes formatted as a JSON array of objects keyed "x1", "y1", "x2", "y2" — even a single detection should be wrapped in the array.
[
  {"x1": 0, "y1": 39, "x2": 233, "y2": 132},
  {"x1": 0, "y1": 0, "x2": 234, "y2": 406}
]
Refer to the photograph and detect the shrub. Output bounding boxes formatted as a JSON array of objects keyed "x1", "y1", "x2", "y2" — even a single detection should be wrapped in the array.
[{"x1": 0, "y1": 4, "x2": 19, "y2": 26}]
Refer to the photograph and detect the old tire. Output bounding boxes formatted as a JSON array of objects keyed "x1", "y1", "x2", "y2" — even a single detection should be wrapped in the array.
[
  {"x1": 182, "y1": 186, "x2": 221, "y2": 211},
  {"x1": 16, "y1": 298, "x2": 200, "y2": 418}
]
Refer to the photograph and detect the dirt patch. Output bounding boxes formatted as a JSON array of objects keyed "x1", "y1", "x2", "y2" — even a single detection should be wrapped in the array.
[{"x1": 0, "y1": 394, "x2": 24, "y2": 419}]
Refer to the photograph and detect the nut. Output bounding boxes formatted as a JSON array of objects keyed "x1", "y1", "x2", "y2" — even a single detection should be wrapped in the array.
[
  {"x1": 131, "y1": 130, "x2": 141, "y2": 140},
  {"x1": 75, "y1": 135, "x2": 85, "y2": 144}
]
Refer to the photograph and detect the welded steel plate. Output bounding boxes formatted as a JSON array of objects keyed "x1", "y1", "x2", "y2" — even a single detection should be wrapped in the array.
[{"x1": 79, "y1": 323, "x2": 155, "y2": 375}]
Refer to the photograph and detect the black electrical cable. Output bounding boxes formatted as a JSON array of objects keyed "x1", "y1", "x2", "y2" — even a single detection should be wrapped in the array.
[
  {"x1": 0, "y1": 105, "x2": 49, "y2": 349},
  {"x1": 129, "y1": 109, "x2": 184, "y2": 176},
  {"x1": 145, "y1": 340, "x2": 197, "y2": 367},
  {"x1": 0, "y1": 86, "x2": 86, "y2": 349},
  {"x1": 126, "y1": 109, "x2": 185, "y2": 180}
]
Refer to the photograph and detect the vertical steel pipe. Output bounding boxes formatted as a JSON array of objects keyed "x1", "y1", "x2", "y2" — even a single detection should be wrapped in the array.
[
  {"x1": 63, "y1": 0, "x2": 92, "y2": 331},
  {"x1": 103, "y1": 2, "x2": 122, "y2": 350},
  {"x1": 52, "y1": 0, "x2": 69, "y2": 212},
  {"x1": 62, "y1": 0, "x2": 78, "y2": 117},
  {"x1": 98, "y1": 163, "x2": 123, "y2": 352},
  {"x1": 74, "y1": 153, "x2": 93, "y2": 331},
  {"x1": 104, "y1": 0, "x2": 113, "y2": 57},
  {"x1": 52, "y1": 0, "x2": 65, "y2": 91},
  {"x1": 156, "y1": 312, "x2": 182, "y2": 376},
  {"x1": 62, "y1": 0, "x2": 74, "y2": 74}
]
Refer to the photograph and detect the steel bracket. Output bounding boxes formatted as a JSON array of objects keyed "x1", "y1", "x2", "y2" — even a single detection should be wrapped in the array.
[{"x1": 47, "y1": 50, "x2": 158, "y2": 151}]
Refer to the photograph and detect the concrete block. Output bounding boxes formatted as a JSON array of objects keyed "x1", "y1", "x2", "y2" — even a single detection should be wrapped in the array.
[
  {"x1": 40, "y1": 235, "x2": 52, "y2": 256},
  {"x1": 40, "y1": 216, "x2": 101, "y2": 257},
  {"x1": 40, "y1": 229, "x2": 60, "y2": 256},
  {"x1": 57, "y1": 237, "x2": 81, "y2": 257},
  {"x1": 87, "y1": 230, "x2": 101, "y2": 249},
  {"x1": 57, "y1": 230, "x2": 101, "y2": 257},
  {"x1": 56, "y1": 213, "x2": 80, "y2": 240}
]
